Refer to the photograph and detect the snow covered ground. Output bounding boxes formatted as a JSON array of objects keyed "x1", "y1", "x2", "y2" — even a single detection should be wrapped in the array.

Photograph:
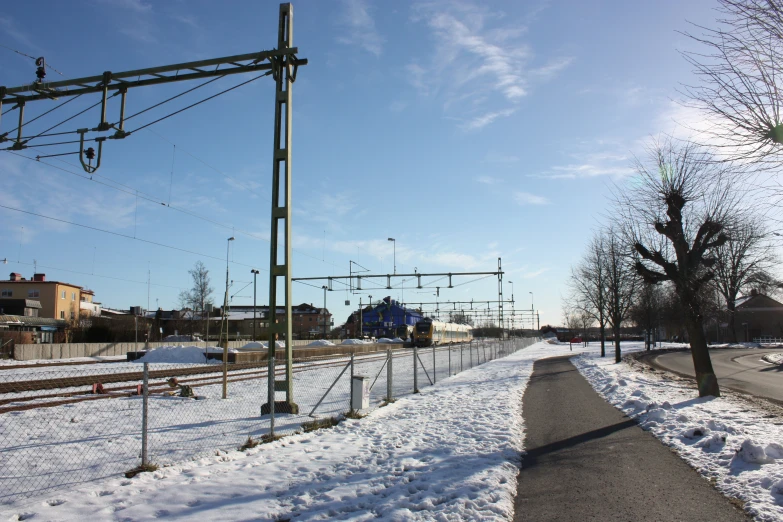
[
  {"x1": 573, "y1": 342, "x2": 783, "y2": 522},
  {"x1": 1, "y1": 339, "x2": 546, "y2": 521},
  {"x1": 3, "y1": 341, "x2": 782, "y2": 520}
]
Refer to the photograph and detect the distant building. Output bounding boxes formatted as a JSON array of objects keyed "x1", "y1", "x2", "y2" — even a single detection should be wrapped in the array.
[
  {"x1": 343, "y1": 297, "x2": 423, "y2": 339},
  {"x1": 139, "y1": 303, "x2": 333, "y2": 341},
  {"x1": 734, "y1": 290, "x2": 783, "y2": 342},
  {"x1": 0, "y1": 273, "x2": 98, "y2": 321}
]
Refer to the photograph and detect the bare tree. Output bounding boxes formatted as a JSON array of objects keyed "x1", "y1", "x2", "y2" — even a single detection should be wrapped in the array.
[
  {"x1": 179, "y1": 261, "x2": 214, "y2": 337},
  {"x1": 603, "y1": 229, "x2": 638, "y2": 363},
  {"x1": 618, "y1": 139, "x2": 740, "y2": 397},
  {"x1": 680, "y1": 0, "x2": 783, "y2": 165},
  {"x1": 568, "y1": 232, "x2": 610, "y2": 357},
  {"x1": 629, "y1": 281, "x2": 664, "y2": 351},
  {"x1": 714, "y1": 216, "x2": 776, "y2": 341}
]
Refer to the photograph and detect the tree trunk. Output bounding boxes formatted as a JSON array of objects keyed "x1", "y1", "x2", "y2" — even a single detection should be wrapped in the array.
[
  {"x1": 614, "y1": 326, "x2": 621, "y2": 363},
  {"x1": 685, "y1": 317, "x2": 721, "y2": 397},
  {"x1": 599, "y1": 322, "x2": 606, "y2": 357},
  {"x1": 727, "y1": 305, "x2": 737, "y2": 343}
]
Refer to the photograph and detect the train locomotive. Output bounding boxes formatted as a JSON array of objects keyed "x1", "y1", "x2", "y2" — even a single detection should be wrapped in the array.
[{"x1": 412, "y1": 318, "x2": 473, "y2": 347}]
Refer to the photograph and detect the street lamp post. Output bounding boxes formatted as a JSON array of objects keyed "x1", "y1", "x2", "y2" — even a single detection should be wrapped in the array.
[
  {"x1": 251, "y1": 269, "x2": 259, "y2": 341},
  {"x1": 322, "y1": 285, "x2": 328, "y2": 339},
  {"x1": 388, "y1": 238, "x2": 396, "y2": 275},
  {"x1": 222, "y1": 236, "x2": 234, "y2": 399},
  {"x1": 529, "y1": 291, "x2": 534, "y2": 332}
]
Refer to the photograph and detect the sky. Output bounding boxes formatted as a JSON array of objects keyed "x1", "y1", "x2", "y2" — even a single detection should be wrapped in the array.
[{"x1": 0, "y1": 0, "x2": 724, "y2": 329}]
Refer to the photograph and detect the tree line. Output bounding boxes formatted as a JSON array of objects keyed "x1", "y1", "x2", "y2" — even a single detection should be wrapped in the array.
[{"x1": 567, "y1": 0, "x2": 783, "y2": 398}]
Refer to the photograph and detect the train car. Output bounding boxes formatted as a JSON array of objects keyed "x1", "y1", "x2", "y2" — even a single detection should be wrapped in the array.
[
  {"x1": 412, "y1": 318, "x2": 473, "y2": 347},
  {"x1": 395, "y1": 324, "x2": 414, "y2": 342}
]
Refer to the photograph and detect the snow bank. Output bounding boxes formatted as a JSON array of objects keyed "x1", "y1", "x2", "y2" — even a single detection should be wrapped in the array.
[
  {"x1": 341, "y1": 338, "x2": 369, "y2": 345},
  {"x1": 377, "y1": 337, "x2": 404, "y2": 343},
  {"x1": 237, "y1": 341, "x2": 286, "y2": 351},
  {"x1": 133, "y1": 345, "x2": 227, "y2": 364},
  {"x1": 307, "y1": 339, "x2": 335, "y2": 347},
  {"x1": 574, "y1": 343, "x2": 783, "y2": 521},
  {"x1": 762, "y1": 353, "x2": 783, "y2": 365}
]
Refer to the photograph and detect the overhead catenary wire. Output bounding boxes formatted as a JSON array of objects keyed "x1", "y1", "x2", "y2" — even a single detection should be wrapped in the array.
[
  {"x1": 6, "y1": 258, "x2": 184, "y2": 291},
  {"x1": 0, "y1": 202, "x2": 267, "y2": 272},
  {"x1": 128, "y1": 71, "x2": 271, "y2": 135},
  {"x1": 0, "y1": 94, "x2": 83, "y2": 139},
  {"x1": 6, "y1": 151, "x2": 346, "y2": 271}
]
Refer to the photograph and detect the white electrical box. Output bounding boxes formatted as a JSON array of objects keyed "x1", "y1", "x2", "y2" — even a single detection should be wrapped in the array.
[{"x1": 351, "y1": 375, "x2": 370, "y2": 410}]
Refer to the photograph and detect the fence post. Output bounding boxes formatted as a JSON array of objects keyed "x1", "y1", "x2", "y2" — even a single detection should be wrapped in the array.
[
  {"x1": 460, "y1": 343, "x2": 463, "y2": 372},
  {"x1": 470, "y1": 341, "x2": 473, "y2": 368},
  {"x1": 448, "y1": 344, "x2": 452, "y2": 375},
  {"x1": 432, "y1": 345, "x2": 436, "y2": 384},
  {"x1": 387, "y1": 348, "x2": 393, "y2": 402},
  {"x1": 350, "y1": 352, "x2": 355, "y2": 410},
  {"x1": 141, "y1": 362, "x2": 149, "y2": 467},
  {"x1": 269, "y1": 355, "x2": 275, "y2": 438},
  {"x1": 413, "y1": 345, "x2": 419, "y2": 393}
]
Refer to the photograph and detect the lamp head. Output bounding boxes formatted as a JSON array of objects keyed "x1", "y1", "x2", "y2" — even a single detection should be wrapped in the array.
[
  {"x1": 388, "y1": 238, "x2": 395, "y2": 241},
  {"x1": 228, "y1": 237, "x2": 235, "y2": 241}
]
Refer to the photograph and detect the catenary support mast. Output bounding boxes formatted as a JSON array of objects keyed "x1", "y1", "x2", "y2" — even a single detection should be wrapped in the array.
[{"x1": 263, "y1": 3, "x2": 298, "y2": 414}]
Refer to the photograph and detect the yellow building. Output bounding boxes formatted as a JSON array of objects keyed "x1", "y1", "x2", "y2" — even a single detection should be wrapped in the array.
[{"x1": 0, "y1": 273, "x2": 90, "y2": 321}]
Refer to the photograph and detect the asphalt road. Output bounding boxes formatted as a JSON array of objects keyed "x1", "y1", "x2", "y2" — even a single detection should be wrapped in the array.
[
  {"x1": 652, "y1": 348, "x2": 783, "y2": 403},
  {"x1": 514, "y1": 356, "x2": 748, "y2": 521}
]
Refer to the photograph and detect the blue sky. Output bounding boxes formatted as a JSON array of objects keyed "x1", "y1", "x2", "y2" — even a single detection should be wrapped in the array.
[{"x1": 0, "y1": 0, "x2": 720, "y2": 329}]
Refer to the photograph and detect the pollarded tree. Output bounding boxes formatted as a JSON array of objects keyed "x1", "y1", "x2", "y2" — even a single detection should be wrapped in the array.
[{"x1": 618, "y1": 139, "x2": 740, "y2": 397}]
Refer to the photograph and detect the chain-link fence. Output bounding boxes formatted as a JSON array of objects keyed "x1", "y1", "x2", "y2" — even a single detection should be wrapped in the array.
[{"x1": 0, "y1": 338, "x2": 538, "y2": 503}]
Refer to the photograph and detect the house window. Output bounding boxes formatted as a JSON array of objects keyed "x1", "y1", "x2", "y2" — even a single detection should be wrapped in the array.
[
  {"x1": 60, "y1": 311, "x2": 65, "y2": 319},
  {"x1": 70, "y1": 311, "x2": 75, "y2": 320},
  {"x1": 61, "y1": 291, "x2": 66, "y2": 299},
  {"x1": 71, "y1": 292, "x2": 76, "y2": 301},
  {"x1": 28, "y1": 289, "x2": 40, "y2": 298},
  {"x1": 1, "y1": 289, "x2": 11, "y2": 297}
]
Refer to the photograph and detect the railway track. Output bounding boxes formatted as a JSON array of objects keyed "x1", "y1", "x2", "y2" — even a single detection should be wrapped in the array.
[{"x1": 0, "y1": 350, "x2": 395, "y2": 414}]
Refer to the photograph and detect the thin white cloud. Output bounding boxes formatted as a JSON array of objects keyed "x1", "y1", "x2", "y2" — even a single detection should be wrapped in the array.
[
  {"x1": 409, "y1": 2, "x2": 572, "y2": 131},
  {"x1": 514, "y1": 192, "x2": 550, "y2": 205},
  {"x1": 0, "y1": 16, "x2": 39, "y2": 52},
  {"x1": 530, "y1": 57, "x2": 574, "y2": 80},
  {"x1": 544, "y1": 163, "x2": 635, "y2": 179},
  {"x1": 461, "y1": 108, "x2": 516, "y2": 131},
  {"x1": 522, "y1": 267, "x2": 550, "y2": 279},
  {"x1": 172, "y1": 14, "x2": 199, "y2": 29},
  {"x1": 476, "y1": 176, "x2": 502, "y2": 185},
  {"x1": 95, "y1": 0, "x2": 152, "y2": 12},
  {"x1": 336, "y1": 0, "x2": 384, "y2": 56}
]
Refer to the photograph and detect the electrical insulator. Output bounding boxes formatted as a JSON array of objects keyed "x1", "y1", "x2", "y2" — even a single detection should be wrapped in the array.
[
  {"x1": 84, "y1": 147, "x2": 96, "y2": 161},
  {"x1": 35, "y1": 57, "x2": 46, "y2": 82}
]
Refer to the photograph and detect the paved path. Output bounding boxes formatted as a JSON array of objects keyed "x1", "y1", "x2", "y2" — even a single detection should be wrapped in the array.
[
  {"x1": 513, "y1": 356, "x2": 748, "y2": 521},
  {"x1": 652, "y1": 348, "x2": 783, "y2": 403}
]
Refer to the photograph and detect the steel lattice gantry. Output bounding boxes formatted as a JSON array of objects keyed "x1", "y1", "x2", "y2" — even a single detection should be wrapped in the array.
[{"x1": 0, "y1": 3, "x2": 307, "y2": 411}]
